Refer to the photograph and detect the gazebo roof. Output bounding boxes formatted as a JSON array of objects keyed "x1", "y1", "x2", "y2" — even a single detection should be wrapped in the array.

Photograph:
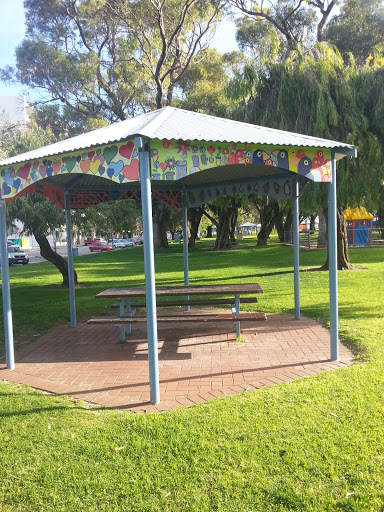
[{"x1": 0, "y1": 106, "x2": 355, "y2": 167}]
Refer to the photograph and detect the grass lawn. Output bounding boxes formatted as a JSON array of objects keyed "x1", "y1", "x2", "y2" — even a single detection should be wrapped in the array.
[{"x1": 1, "y1": 238, "x2": 384, "y2": 511}]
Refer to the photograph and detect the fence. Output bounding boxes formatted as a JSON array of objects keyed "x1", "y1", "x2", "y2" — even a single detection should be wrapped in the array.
[{"x1": 284, "y1": 228, "x2": 384, "y2": 249}]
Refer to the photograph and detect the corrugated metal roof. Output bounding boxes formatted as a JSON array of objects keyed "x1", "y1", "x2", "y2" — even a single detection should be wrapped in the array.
[{"x1": 0, "y1": 106, "x2": 356, "y2": 167}]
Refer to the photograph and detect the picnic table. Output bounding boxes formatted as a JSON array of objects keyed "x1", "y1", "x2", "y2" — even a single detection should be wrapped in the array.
[{"x1": 88, "y1": 283, "x2": 265, "y2": 341}]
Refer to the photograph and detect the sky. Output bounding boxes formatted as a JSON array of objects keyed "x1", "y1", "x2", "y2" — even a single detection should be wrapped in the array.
[{"x1": 0, "y1": 0, "x2": 238, "y2": 100}]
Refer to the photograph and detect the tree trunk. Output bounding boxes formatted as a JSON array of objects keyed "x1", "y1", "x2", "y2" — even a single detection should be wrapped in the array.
[
  {"x1": 283, "y1": 209, "x2": 293, "y2": 243},
  {"x1": 35, "y1": 234, "x2": 78, "y2": 287},
  {"x1": 321, "y1": 208, "x2": 353, "y2": 270},
  {"x1": 215, "y1": 208, "x2": 232, "y2": 250},
  {"x1": 152, "y1": 205, "x2": 169, "y2": 249},
  {"x1": 317, "y1": 209, "x2": 327, "y2": 248},
  {"x1": 309, "y1": 214, "x2": 316, "y2": 231},
  {"x1": 188, "y1": 206, "x2": 204, "y2": 249},
  {"x1": 206, "y1": 226, "x2": 213, "y2": 238},
  {"x1": 256, "y1": 198, "x2": 279, "y2": 246},
  {"x1": 229, "y1": 209, "x2": 238, "y2": 243}
]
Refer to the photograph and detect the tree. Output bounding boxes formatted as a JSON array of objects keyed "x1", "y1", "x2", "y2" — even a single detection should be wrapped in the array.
[
  {"x1": 203, "y1": 195, "x2": 247, "y2": 249},
  {"x1": 230, "y1": 0, "x2": 336, "y2": 53},
  {"x1": 324, "y1": 0, "x2": 384, "y2": 63},
  {"x1": 241, "y1": 43, "x2": 384, "y2": 268}
]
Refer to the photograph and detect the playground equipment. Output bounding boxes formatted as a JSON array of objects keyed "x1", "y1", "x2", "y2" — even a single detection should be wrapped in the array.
[{"x1": 344, "y1": 207, "x2": 374, "y2": 247}]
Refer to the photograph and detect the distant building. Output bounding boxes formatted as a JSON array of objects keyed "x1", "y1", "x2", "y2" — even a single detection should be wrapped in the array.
[{"x1": 0, "y1": 95, "x2": 30, "y2": 127}]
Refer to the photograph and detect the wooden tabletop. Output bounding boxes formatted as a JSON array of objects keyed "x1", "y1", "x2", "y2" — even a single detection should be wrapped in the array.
[{"x1": 96, "y1": 283, "x2": 263, "y2": 299}]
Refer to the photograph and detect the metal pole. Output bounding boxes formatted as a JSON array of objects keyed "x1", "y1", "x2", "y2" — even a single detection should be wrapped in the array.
[
  {"x1": 182, "y1": 206, "x2": 190, "y2": 312},
  {"x1": 328, "y1": 152, "x2": 339, "y2": 361},
  {"x1": 292, "y1": 179, "x2": 300, "y2": 320},
  {"x1": 136, "y1": 136, "x2": 160, "y2": 404},
  {"x1": 65, "y1": 192, "x2": 76, "y2": 328},
  {"x1": 0, "y1": 200, "x2": 15, "y2": 370}
]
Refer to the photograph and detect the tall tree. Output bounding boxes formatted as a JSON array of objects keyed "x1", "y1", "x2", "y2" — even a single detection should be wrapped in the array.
[
  {"x1": 324, "y1": 0, "x2": 384, "y2": 63},
  {"x1": 240, "y1": 43, "x2": 384, "y2": 268}
]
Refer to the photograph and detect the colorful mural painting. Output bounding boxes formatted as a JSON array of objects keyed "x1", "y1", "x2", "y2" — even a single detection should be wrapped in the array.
[
  {"x1": 0, "y1": 136, "x2": 331, "y2": 204},
  {"x1": 151, "y1": 139, "x2": 332, "y2": 183},
  {"x1": 0, "y1": 139, "x2": 140, "y2": 201}
]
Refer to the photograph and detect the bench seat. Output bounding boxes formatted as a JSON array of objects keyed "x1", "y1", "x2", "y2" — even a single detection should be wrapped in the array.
[
  {"x1": 88, "y1": 312, "x2": 266, "y2": 324},
  {"x1": 111, "y1": 297, "x2": 259, "y2": 309}
]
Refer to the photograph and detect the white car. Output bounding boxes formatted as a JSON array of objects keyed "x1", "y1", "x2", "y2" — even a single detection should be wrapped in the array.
[
  {"x1": 110, "y1": 239, "x2": 125, "y2": 248},
  {"x1": 120, "y1": 238, "x2": 134, "y2": 247}
]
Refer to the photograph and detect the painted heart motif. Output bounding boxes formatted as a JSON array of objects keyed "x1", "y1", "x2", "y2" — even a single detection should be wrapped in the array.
[
  {"x1": 76, "y1": 155, "x2": 81, "y2": 163},
  {"x1": 13, "y1": 178, "x2": 21, "y2": 191},
  {"x1": 160, "y1": 163, "x2": 167, "y2": 170},
  {"x1": 32, "y1": 174, "x2": 38, "y2": 182},
  {"x1": 19, "y1": 163, "x2": 31, "y2": 180},
  {"x1": 119, "y1": 174, "x2": 125, "y2": 183},
  {"x1": 52, "y1": 161, "x2": 61, "y2": 174},
  {"x1": 132, "y1": 148, "x2": 138, "y2": 158},
  {"x1": 96, "y1": 149, "x2": 101, "y2": 156},
  {"x1": 33, "y1": 160, "x2": 39, "y2": 169},
  {"x1": 39, "y1": 165, "x2": 47, "y2": 178},
  {"x1": 119, "y1": 141, "x2": 134, "y2": 160},
  {"x1": 46, "y1": 166, "x2": 53, "y2": 177},
  {"x1": 81, "y1": 152, "x2": 87, "y2": 160},
  {"x1": 65, "y1": 157, "x2": 76, "y2": 172},
  {"x1": 88, "y1": 151, "x2": 95, "y2": 159},
  {"x1": 208, "y1": 146, "x2": 215, "y2": 155},
  {"x1": 89, "y1": 160, "x2": 99, "y2": 174},
  {"x1": 107, "y1": 160, "x2": 124, "y2": 179},
  {"x1": 98, "y1": 165, "x2": 105, "y2": 176},
  {"x1": 122, "y1": 159, "x2": 139, "y2": 180},
  {"x1": 10, "y1": 169, "x2": 16, "y2": 178},
  {"x1": 80, "y1": 160, "x2": 90, "y2": 173},
  {"x1": 2, "y1": 183, "x2": 11, "y2": 195},
  {"x1": 27, "y1": 179, "x2": 31, "y2": 185},
  {"x1": 104, "y1": 145, "x2": 118, "y2": 164}
]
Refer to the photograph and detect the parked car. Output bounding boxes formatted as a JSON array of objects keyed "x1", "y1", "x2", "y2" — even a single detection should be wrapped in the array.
[
  {"x1": 121, "y1": 239, "x2": 134, "y2": 247},
  {"x1": 128, "y1": 237, "x2": 141, "y2": 246},
  {"x1": 7, "y1": 246, "x2": 29, "y2": 266},
  {"x1": 84, "y1": 237, "x2": 99, "y2": 246},
  {"x1": 109, "y1": 239, "x2": 125, "y2": 248},
  {"x1": 7, "y1": 240, "x2": 19, "y2": 247},
  {"x1": 89, "y1": 241, "x2": 112, "y2": 252}
]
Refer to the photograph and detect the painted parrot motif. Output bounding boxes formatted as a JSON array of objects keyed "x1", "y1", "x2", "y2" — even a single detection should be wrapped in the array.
[{"x1": 297, "y1": 156, "x2": 313, "y2": 177}]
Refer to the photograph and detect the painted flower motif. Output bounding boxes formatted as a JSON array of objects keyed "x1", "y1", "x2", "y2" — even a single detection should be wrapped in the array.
[
  {"x1": 176, "y1": 139, "x2": 190, "y2": 156},
  {"x1": 165, "y1": 157, "x2": 176, "y2": 170},
  {"x1": 191, "y1": 145, "x2": 198, "y2": 153},
  {"x1": 199, "y1": 146, "x2": 206, "y2": 154},
  {"x1": 222, "y1": 148, "x2": 229, "y2": 155},
  {"x1": 153, "y1": 160, "x2": 160, "y2": 169}
]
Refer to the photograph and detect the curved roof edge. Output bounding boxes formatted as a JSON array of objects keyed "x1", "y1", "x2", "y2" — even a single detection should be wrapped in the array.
[{"x1": 0, "y1": 106, "x2": 356, "y2": 167}]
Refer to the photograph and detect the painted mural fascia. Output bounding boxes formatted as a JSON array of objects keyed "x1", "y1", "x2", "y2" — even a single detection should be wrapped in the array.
[
  {"x1": 183, "y1": 175, "x2": 294, "y2": 209},
  {"x1": 0, "y1": 139, "x2": 139, "y2": 200},
  {"x1": 150, "y1": 139, "x2": 332, "y2": 183}
]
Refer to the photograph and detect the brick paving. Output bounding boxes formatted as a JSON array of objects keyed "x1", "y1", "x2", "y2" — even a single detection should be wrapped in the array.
[{"x1": 0, "y1": 313, "x2": 354, "y2": 413}]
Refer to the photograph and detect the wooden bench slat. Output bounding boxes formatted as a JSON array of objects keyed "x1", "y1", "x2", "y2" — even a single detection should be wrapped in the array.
[
  {"x1": 88, "y1": 312, "x2": 266, "y2": 324},
  {"x1": 111, "y1": 297, "x2": 259, "y2": 309}
]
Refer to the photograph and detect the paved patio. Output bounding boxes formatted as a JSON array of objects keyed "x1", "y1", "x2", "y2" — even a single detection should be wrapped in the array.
[{"x1": 0, "y1": 313, "x2": 354, "y2": 413}]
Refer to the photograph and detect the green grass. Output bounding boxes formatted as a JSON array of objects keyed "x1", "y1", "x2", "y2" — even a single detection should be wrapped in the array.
[{"x1": 1, "y1": 238, "x2": 384, "y2": 511}]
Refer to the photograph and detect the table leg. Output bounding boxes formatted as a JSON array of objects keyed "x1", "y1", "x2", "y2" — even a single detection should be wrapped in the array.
[
  {"x1": 118, "y1": 298, "x2": 125, "y2": 343},
  {"x1": 126, "y1": 298, "x2": 132, "y2": 335},
  {"x1": 234, "y1": 293, "x2": 240, "y2": 338}
]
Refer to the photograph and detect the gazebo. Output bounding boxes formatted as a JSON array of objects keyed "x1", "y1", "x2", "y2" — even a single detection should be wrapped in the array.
[{"x1": 0, "y1": 107, "x2": 356, "y2": 404}]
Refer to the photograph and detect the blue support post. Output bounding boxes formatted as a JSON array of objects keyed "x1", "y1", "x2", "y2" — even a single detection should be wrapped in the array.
[
  {"x1": 328, "y1": 152, "x2": 339, "y2": 361},
  {"x1": 292, "y1": 179, "x2": 300, "y2": 320},
  {"x1": 0, "y1": 200, "x2": 15, "y2": 370},
  {"x1": 118, "y1": 298, "x2": 125, "y2": 342},
  {"x1": 182, "y1": 206, "x2": 190, "y2": 312},
  {"x1": 126, "y1": 298, "x2": 132, "y2": 335},
  {"x1": 136, "y1": 136, "x2": 160, "y2": 405},
  {"x1": 65, "y1": 192, "x2": 76, "y2": 327},
  {"x1": 234, "y1": 293, "x2": 240, "y2": 338}
]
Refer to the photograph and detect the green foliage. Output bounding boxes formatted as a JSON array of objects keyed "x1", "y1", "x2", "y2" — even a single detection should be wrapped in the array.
[
  {"x1": 324, "y1": 0, "x2": 384, "y2": 63},
  {"x1": 241, "y1": 42, "x2": 384, "y2": 210}
]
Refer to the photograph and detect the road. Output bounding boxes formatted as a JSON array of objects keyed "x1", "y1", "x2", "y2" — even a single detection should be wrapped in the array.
[{"x1": 24, "y1": 245, "x2": 96, "y2": 264}]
